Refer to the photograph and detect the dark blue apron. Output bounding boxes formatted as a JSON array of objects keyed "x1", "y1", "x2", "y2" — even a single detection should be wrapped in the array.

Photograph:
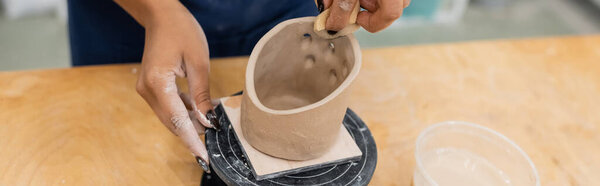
[{"x1": 67, "y1": 0, "x2": 318, "y2": 66}]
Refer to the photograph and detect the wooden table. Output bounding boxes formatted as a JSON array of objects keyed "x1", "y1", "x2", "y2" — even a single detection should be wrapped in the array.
[{"x1": 1, "y1": 36, "x2": 599, "y2": 185}]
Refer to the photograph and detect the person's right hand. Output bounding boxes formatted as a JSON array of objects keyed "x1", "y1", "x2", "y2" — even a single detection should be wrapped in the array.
[
  {"x1": 117, "y1": 1, "x2": 219, "y2": 172},
  {"x1": 319, "y1": 0, "x2": 410, "y2": 33}
]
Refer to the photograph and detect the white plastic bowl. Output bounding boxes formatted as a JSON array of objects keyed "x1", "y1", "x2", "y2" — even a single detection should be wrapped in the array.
[{"x1": 414, "y1": 121, "x2": 539, "y2": 186}]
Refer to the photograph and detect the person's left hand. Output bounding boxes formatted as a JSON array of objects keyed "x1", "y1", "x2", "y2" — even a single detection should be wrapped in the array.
[
  {"x1": 130, "y1": 2, "x2": 218, "y2": 171},
  {"x1": 318, "y1": 0, "x2": 410, "y2": 33}
]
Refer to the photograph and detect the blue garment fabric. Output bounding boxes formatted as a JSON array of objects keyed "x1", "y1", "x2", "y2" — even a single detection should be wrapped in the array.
[{"x1": 67, "y1": 0, "x2": 318, "y2": 66}]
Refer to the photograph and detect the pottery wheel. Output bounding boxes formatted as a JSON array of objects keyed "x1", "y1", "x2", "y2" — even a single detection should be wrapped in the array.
[{"x1": 204, "y1": 97, "x2": 377, "y2": 186}]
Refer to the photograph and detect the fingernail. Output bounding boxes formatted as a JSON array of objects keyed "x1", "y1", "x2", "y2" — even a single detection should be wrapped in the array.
[
  {"x1": 317, "y1": 0, "x2": 324, "y2": 13},
  {"x1": 196, "y1": 156, "x2": 211, "y2": 173},
  {"x1": 206, "y1": 110, "x2": 220, "y2": 130},
  {"x1": 327, "y1": 30, "x2": 338, "y2": 35},
  {"x1": 196, "y1": 110, "x2": 215, "y2": 129}
]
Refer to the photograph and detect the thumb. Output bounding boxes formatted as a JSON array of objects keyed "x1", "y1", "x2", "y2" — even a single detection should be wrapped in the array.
[
  {"x1": 325, "y1": 0, "x2": 359, "y2": 32},
  {"x1": 185, "y1": 54, "x2": 220, "y2": 130}
]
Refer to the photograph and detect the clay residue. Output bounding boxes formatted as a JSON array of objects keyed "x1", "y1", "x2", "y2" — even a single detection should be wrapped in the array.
[
  {"x1": 224, "y1": 96, "x2": 242, "y2": 108},
  {"x1": 338, "y1": 0, "x2": 353, "y2": 11}
]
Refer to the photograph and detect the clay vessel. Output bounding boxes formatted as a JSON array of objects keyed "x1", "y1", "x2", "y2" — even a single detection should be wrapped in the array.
[{"x1": 241, "y1": 17, "x2": 361, "y2": 160}]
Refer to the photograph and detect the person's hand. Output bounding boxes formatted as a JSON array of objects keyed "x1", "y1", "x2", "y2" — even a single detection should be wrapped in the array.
[
  {"x1": 319, "y1": 0, "x2": 410, "y2": 33},
  {"x1": 131, "y1": 3, "x2": 218, "y2": 171}
]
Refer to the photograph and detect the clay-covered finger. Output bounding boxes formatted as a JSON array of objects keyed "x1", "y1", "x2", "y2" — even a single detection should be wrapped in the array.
[
  {"x1": 189, "y1": 110, "x2": 206, "y2": 135},
  {"x1": 183, "y1": 48, "x2": 219, "y2": 130},
  {"x1": 180, "y1": 93, "x2": 194, "y2": 110},
  {"x1": 325, "y1": 0, "x2": 359, "y2": 32},
  {"x1": 136, "y1": 71, "x2": 210, "y2": 170},
  {"x1": 181, "y1": 93, "x2": 210, "y2": 134},
  {"x1": 180, "y1": 92, "x2": 216, "y2": 131},
  {"x1": 156, "y1": 84, "x2": 209, "y2": 167},
  {"x1": 180, "y1": 92, "x2": 210, "y2": 134},
  {"x1": 186, "y1": 78, "x2": 214, "y2": 129},
  {"x1": 172, "y1": 113, "x2": 210, "y2": 168}
]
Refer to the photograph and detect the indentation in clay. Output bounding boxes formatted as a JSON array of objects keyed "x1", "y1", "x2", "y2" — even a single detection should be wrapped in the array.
[
  {"x1": 301, "y1": 33, "x2": 312, "y2": 50},
  {"x1": 329, "y1": 42, "x2": 335, "y2": 53},
  {"x1": 305, "y1": 55, "x2": 316, "y2": 69},
  {"x1": 342, "y1": 66, "x2": 349, "y2": 77},
  {"x1": 329, "y1": 69, "x2": 338, "y2": 85}
]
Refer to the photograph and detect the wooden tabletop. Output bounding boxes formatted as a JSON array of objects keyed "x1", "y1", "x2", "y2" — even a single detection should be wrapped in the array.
[{"x1": 1, "y1": 35, "x2": 599, "y2": 185}]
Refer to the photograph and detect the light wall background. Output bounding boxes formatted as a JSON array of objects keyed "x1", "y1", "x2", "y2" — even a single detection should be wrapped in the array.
[{"x1": 1, "y1": 0, "x2": 600, "y2": 71}]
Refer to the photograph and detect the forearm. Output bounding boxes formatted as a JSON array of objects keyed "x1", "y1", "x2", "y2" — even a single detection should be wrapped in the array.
[{"x1": 113, "y1": 0, "x2": 187, "y2": 28}]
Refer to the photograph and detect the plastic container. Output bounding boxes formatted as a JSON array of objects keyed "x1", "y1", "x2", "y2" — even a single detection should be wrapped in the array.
[{"x1": 414, "y1": 121, "x2": 539, "y2": 186}]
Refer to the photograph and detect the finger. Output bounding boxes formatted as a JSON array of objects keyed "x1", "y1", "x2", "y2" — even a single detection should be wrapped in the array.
[
  {"x1": 189, "y1": 110, "x2": 206, "y2": 135},
  {"x1": 180, "y1": 92, "x2": 193, "y2": 110},
  {"x1": 404, "y1": 0, "x2": 411, "y2": 8},
  {"x1": 184, "y1": 50, "x2": 219, "y2": 130},
  {"x1": 172, "y1": 113, "x2": 210, "y2": 167},
  {"x1": 137, "y1": 70, "x2": 210, "y2": 167},
  {"x1": 359, "y1": 0, "x2": 378, "y2": 11},
  {"x1": 356, "y1": 0, "x2": 404, "y2": 32},
  {"x1": 326, "y1": 0, "x2": 359, "y2": 31},
  {"x1": 323, "y1": 0, "x2": 334, "y2": 9},
  {"x1": 160, "y1": 84, "x2": 210, "y2": 165},
  {"x1": 316, "y1": 0, "x2": 324, "y2": 12},
  {"x1": 182, "y1": 93, "x2": 219, "y2": 111},
  {"x1": 181, "y1": 93, "x2": 208, "y2": 135}
]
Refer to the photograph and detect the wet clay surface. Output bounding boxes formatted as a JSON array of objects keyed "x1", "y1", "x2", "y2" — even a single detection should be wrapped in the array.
[{"x1": 254, "y1": 21, "x2": 356, "y2": 110}]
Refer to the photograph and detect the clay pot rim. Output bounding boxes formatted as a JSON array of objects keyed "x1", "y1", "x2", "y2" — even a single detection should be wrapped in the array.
[{"x1": 245, "y1": 17, "x2": 362, "y2": 115}]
